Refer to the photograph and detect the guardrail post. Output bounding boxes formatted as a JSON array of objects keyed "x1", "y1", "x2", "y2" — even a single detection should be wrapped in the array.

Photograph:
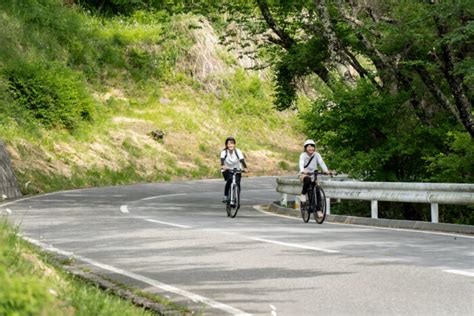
[
  {"x1": 431, "y1": 203, "x2": 439, "y2": 223},
  {"x1": 326, "y1": 198, "x2": 331, "y2": 214},
  {"x1": 280, "y1": 193, "x2": 288, "y2": 208},
  {"x1": 294, "y1": 195, "x2": 300, "y2": 209},
  {"x1": 371, "y1": 200, "x2": 378, "y2": 219}
]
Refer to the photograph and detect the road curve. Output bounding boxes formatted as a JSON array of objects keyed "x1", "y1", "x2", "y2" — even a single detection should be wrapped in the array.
[{"x1": 2, "y1": 177, "x2": 473, "y2": 315}]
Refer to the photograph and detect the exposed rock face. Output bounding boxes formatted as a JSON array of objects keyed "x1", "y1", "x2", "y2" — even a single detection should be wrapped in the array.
[{"x1": 0, "y1": 140, "x2": 22, "y2": 199}]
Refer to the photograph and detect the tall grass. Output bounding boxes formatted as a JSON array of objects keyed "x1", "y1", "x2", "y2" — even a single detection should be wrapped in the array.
[{"x1": 0, "y1": 221, "x2": 154, "y2": 315}]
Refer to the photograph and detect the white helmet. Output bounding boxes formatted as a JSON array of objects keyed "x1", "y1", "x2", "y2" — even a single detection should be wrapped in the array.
[{"x1": 303, "y1": 139, "x2": 316, "y2": 148}]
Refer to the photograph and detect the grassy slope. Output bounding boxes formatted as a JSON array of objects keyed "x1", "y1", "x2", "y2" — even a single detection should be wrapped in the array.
[
  {"x1": 0, "y1": 0, "x2": 302, "y2": 194},
  {"x1": 0, "y1": 221, "x2": 159, "y2": 315}
]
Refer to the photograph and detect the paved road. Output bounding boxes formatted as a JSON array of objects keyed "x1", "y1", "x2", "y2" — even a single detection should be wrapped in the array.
[{"x1": 2, "y1": 177, "x2": 473, "y2": 315}]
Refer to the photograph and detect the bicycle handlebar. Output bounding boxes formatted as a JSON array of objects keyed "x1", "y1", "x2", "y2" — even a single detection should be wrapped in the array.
[{"x1": 222, "y1": 168, "x2": 247, "y2": 173}]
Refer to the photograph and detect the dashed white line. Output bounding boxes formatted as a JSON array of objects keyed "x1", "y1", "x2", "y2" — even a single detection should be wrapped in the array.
[
  {"x1": 141, "y1": 193, "x2": 187, "y2": 201},
  {"x1": 249, "y1": 237, "x2": 339, "y2": 254},
  {"x1": 23, "y1": 237, "x2": 251, "y2": 316},
  {"x1": 270, "y1": 304, "x2": 277, "y2": 316},
  {"x1": 120, "y1": 205, "x2": 129, "y2": 213},
  {"x1": 443, "y1": 269, "x2": 474, "y2": 278},
  {"x1": 140, "y1": 189, "x2": 274, "y2": 202},
  {"x1": 63, "y1": 194, "x2": 124, "y2": 197},
  {"x1": 144, "y1": 218, "x2": 191, "y2": 229}
]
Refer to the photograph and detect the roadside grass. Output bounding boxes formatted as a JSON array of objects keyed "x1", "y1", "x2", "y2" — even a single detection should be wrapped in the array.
[{"x1": 0, "y1": 220, "x2": 155, "y2": 316}]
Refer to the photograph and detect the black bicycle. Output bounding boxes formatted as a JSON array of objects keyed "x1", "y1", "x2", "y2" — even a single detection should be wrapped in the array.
[
  {"x1": 300, "y1": 171, "x2": 328, "y2": 224},
  {"x1": 226, "y1": 168, "x2": 244, "y2": 218}
]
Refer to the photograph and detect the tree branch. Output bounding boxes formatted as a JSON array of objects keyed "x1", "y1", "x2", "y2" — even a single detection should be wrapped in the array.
[
  {"x1": 434, "y1": 15, "x2": 474, "y2": 137},
  {"x1": 256, "y1": 0, "x2": 295, "y2": 50},
  {"x1": 414, "y1": 64, "x2": 462, "y2": 125}
]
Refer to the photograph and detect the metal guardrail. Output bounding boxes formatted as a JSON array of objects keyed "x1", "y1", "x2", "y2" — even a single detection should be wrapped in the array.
[{"x1": 276, "y1": 176, "x2": 474, "y2": 223}]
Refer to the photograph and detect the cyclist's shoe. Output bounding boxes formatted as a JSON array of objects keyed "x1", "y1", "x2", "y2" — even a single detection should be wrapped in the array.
[
  {"x1": 222, "y1": 196, "x2": 228, "y2": 203},
  {"x1": 316, "y1": 210, "x2": 324, "y2": 218},
  {"x1": 300, "y1": 194, "x2": 307, "y2": 203}
]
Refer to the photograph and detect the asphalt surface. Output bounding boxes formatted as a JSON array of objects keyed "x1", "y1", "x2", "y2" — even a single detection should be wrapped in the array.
[{"x1": 2, "y1": 177, "x2": 473, "y2": 315}]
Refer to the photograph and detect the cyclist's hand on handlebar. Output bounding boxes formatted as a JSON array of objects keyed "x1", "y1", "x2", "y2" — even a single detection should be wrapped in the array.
[
  {"x1": 243, "y1": 168, "x2": 249, "y2": 173},
  {"x1": 324, "y1": 170, "x2": 335, "y2": 176}
]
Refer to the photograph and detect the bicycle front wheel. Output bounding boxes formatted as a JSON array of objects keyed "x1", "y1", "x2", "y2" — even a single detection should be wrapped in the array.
[
  {"x1": 314, "y1": 186, "x2": 327, "y2": 224},
  {"x1": 300, "y1": 194, "x2": 311, "y2": 223},
  {"x1": 229, "y1": 184, "x2": 240, "y2": 218}
]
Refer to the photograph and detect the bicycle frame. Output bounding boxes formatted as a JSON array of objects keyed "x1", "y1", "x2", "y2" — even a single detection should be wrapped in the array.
[{"x1": 228, "y1": 169, "x2": 242, "y2": 206}]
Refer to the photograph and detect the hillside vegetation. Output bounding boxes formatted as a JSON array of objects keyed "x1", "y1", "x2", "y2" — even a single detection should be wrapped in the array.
[{"x1": 0, "y1": 0, "x2": 302, "y2": 194}]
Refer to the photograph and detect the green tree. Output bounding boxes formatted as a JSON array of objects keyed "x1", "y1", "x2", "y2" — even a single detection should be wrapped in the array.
[{"x1": 203, "y1": 0, "x2": 473, "y2": 183}]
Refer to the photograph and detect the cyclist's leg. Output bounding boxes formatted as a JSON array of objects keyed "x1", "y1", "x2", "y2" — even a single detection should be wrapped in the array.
[
  {"x1": 223, "y1": 171, "x2": 232, "y2": 202},
  {"x1": 301, "y1": 176, "x2": 311, "y2": 203}
]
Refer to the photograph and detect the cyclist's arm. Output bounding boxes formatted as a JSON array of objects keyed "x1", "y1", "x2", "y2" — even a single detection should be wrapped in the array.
[
  {"x1": 316, "y1": 153, "x2": 329, "y2": 174},
  {"x1": 237, "y1": 149, "x2": 247, "y2": 169},
  {"x1": 299, "y1": 153, "x2": 305, "y2": 173},
  {"x1": 220, "y1": 150, "x2": 227, "y2": 170}
]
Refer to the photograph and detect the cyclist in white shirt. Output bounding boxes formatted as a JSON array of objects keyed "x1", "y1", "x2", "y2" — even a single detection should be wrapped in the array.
[
  {"x1": 220, "y1": 137, "x2": 248, "y2": 203},
  {"x1": 299, "y1": 139, "x2": 330, "y2": 216}
]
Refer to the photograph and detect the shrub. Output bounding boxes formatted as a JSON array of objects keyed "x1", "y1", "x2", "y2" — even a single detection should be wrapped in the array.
[{"x1": 5, "y1": 61, "x2": 95, "y2": 130}]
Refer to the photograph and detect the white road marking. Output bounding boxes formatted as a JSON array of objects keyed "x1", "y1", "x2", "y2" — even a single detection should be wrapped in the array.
[
  {"x1": 144, "y1": 218, "x2": 191, "y2": 229},
  {"x1": 0, "y1": 192, "x2": 59, "y2": 208},
  {"x1": 270, "y1": 304, "x2": 277, "y2": 316},
  {"x1": 140, "y1": 189, "x2": 274, "y2": 202},
  {"x1": 253, "y1": 205, "x2": 474, "y2": 240},
  {"x1": 120, "y1": 205, "x2": 129, "y2": 213},
  {"x1": 250, "y1": 237, "x2": 339, "y2": 254},
  {"x1": 62, "y1": 194, "x2": 124, "y2": 197},
  {"x1": 443, "y1": 270, "x2": 474, "y2": 278},
  {"x1": 23, "y1": 237, "x2": 251, "y2": 316},
  {"x1": 141, "y1": 193, "x2": 188, "y2": 201},
  {"x1": 203, "y1": 228, "x2": 339, "y2": 254}
]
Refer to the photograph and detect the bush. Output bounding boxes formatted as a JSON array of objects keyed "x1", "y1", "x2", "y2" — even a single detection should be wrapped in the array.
[
  {"x1": 5, "y1": 61, "x2": 95, "y2": 130},
  {"x1": 425, "y1": 131, "x2": 474, "y2": 183}
]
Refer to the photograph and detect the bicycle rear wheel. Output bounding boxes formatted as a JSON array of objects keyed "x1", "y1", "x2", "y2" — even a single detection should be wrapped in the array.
[
  {"x1": 314, "y1": 186, "x2": 327, "y2": 224},
  {"x1": 229, "y1": 184, "x2": 240, "y2": 218}
]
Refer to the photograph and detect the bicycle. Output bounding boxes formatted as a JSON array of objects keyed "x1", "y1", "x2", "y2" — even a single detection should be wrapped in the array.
[
  {"x1": 225, "y1": 168, "x2": 245, "y2": 218},
  {"x1": 300, "y1": 171, "x2": 328, "y2": 224}
]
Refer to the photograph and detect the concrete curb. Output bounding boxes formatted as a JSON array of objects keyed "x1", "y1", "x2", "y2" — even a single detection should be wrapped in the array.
[
  {"x1": 43, "y1": 251, "x2": 191, "y2": 315},
  {"x1": 268, "y1": 202, "x2": 474, "y2": 235}
]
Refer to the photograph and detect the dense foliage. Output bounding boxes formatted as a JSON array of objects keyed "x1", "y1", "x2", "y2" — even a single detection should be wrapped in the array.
[{"x1": 200, "y1": 0, "x2": 474, "y2": 185}]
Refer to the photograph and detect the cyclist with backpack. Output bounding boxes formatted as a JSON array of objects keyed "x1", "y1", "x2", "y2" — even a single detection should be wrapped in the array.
[
  {"x1": 221, "y1": 137, "x2": 248, "y2": 203},
  {"x1": 299, "y1": 139, "x2": 330, "y2": 217}
]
